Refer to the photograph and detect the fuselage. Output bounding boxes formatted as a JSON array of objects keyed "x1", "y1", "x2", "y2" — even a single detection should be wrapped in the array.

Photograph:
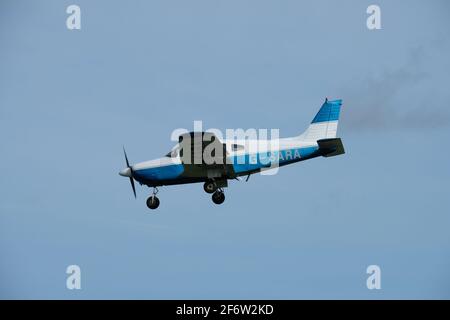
[{"x1": 126, "y1": 137, "x2": 320, "y2": 187}]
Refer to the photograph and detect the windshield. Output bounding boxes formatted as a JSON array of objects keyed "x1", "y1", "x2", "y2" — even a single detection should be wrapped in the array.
[{"x1": 165, "y1": 144, "x2": 180, "y2": 158}]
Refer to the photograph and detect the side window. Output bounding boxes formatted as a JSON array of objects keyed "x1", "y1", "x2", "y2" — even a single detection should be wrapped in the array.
[{"x1": 231, "y1": 144, "x2": 244, "y2": 151}]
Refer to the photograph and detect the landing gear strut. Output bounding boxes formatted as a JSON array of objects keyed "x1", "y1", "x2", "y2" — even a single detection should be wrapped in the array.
[
  {"x1": 203, "y1": 180, "x2": 217, "y2": 194},
  {"x1": 212, "y1": 189, "x2": 225, "y2": 205},
  {"x1": 146, "y1": 187, "x2": 160, "y2": 210}
]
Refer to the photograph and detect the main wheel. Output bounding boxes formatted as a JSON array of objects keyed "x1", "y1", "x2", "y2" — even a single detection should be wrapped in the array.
[
  {"x1": 146, "y1": 196, "x2": 160, "y2": 209},
  {"x1": 212, "y1": 191, "x2": 225, "y2": 205},
  {"x1": 203, "y1": 181, "x2": 217, "y2": 194}
]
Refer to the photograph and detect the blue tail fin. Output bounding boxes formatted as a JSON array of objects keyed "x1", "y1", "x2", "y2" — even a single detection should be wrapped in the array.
[{"x1": 299, "y1": 99, "x2": 342, "y2": 141}]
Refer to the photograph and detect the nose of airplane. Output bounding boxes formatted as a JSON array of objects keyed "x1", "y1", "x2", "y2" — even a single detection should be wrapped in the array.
[{"x1": 119, "y1": 167, "x2": 132, "y2": 177}]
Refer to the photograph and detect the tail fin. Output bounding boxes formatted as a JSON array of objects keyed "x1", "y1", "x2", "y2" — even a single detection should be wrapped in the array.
[{"x1": 298, "y1": 99, "x2": 342, "y2": 141}]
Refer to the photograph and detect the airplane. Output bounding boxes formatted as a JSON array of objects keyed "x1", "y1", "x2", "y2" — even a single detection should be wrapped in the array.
[{"x1": 119, "y1": 98, "x2": 345, "y2": 210}]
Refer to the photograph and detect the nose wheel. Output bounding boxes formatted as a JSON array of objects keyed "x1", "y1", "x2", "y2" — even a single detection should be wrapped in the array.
[
  {"x1": 146, "y1": 187, "x2": 160, "y2": 210},
  {"x1": 212, "y1": 189, "x2": 225, "y2": 205}
]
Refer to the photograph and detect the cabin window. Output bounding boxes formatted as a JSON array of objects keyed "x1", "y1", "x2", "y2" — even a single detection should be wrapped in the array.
[{"x1": 231, "y1": 144, "x2": 244, "y2": 151}]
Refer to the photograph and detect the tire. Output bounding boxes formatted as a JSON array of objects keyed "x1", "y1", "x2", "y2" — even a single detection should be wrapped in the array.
[
  {"x1": 146, "y1": 196, "x2": 160, "y2": 209},
  {"x1": 212, "y1": 191, "x2": 225, "y2": 205},
  {"x1": 203, "y1": 181, "x2": 217, "y2": 194}
]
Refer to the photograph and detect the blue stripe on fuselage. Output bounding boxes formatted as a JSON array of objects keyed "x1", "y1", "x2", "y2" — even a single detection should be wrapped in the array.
[
  {"x1": 232, "y1": 146, "x2": 319, "y2": 174},
  {"x1": 133, "y1": 164, "x2": 184, "y2": 181},
  {"x1": 133, "y1": 146, "x2": 319, "y2": 182}
]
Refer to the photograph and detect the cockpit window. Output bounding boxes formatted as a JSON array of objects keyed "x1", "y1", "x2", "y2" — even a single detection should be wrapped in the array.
[{"x1": 165, "y1": 145, "x2": 180, "y2": 158}]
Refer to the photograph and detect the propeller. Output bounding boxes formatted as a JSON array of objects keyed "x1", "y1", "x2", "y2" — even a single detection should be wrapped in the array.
[{"x1": 122, "y1": 147, "x2": 136, "y2": 198}]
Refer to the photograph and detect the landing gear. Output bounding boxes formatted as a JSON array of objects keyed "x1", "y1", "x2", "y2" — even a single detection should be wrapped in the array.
[
  {"x1": 203, "y1": 180, "x2": 217, "y2": 194},
  {"x1": 212, "y1": 190, "x2": 225, "y2": 205},
  {"x1": 146, "y1": 187, "x2": 160, "y2": 210},
  {"x1": 146, "y1": 196, "x2": 159, "y2": 209}
]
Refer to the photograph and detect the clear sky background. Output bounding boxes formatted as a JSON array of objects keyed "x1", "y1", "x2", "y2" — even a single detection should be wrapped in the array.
[{"x1": 1, "y1": 0, "x2": 450, "y2": 299}]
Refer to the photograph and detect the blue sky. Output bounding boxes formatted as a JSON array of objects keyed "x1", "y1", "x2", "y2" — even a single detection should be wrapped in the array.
[{"x1": 1, "y1": 0, "x2": 450, "y2": 299}]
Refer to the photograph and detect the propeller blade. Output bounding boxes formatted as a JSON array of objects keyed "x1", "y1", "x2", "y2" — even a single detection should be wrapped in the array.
[
  {"x1": 123, "y1": 146, "x2": 130, "y2": 168},
  {"x1": 123, "y1": 146, "x2": 136, "y2": 198},
  {"x1": 129, "y1": 177, "x2": 136, "y2": 198}
]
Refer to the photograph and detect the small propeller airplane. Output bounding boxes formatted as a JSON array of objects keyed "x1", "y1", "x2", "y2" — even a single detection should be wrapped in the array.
[{"x1": 120, "y1": 98, "x2": 345, "y2": 210}]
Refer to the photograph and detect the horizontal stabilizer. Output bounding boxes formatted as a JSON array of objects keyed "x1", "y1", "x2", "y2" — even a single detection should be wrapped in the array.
[{"x1": 317, "y1": 138, "x2": 345, "y2": 157}]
